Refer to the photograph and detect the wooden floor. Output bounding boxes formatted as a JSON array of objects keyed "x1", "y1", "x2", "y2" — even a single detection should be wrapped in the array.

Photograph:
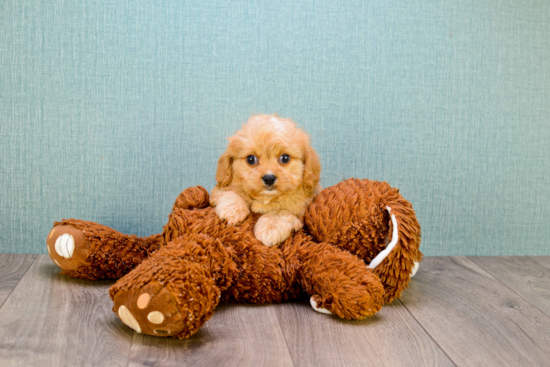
[{"x1": 0, "y1": 255, "x2": 549, "y2": 367}]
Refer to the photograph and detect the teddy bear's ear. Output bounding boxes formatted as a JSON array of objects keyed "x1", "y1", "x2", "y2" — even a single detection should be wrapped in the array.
[
  {"x1": 215, "y1": 151, "x2": 233, "y2": 187},
  {"x1": 303, "y1": 145, "x2": 321, "y2": 192}
]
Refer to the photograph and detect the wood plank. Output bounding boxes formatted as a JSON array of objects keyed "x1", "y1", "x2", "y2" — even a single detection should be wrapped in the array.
[
  {"x1": 275, "y1": 298, "x2": 454, "y2": 367},
  {"x1": 469, "y1": 256, "x2": 550, "y2": 317},
  {"x1": 0, "y1": 255, "x2": 133, "y2": 366},
  {"x1": 400, "y1": 257, "x2": 550, "y2": 367},
  {"x1": 0, "y1": 254, "x2": 37, "y2": 308},
  {"x1": 128, "y1": 303, "x2": 294, "y2": 367}
]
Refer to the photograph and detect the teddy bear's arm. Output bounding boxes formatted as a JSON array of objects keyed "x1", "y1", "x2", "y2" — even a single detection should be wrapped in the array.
[
  {"x1": 47, "y1": 219, "x2": 165, "y2": 280},
  {"x1": 46, "y1": 186, "x2": 213, "y2": 280},
  {"x1": 171, "y1": 186, "x2": 210, "y2": 212}
]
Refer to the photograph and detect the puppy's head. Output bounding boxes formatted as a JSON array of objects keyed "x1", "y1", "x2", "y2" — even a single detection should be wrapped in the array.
[{"x1": 215, "y1": 114, "x2": 320, "y2": 201}]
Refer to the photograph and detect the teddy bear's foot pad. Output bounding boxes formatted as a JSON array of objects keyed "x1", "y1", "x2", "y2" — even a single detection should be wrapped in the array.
[
  {"x1": 113, "y1": 282, "x2": 187, "y2": 337},
  {"x1": 118, "y1": 305, "x2": 141, "y2": 333},
  {"x1": 47, "y1": 225, "x2": 90, "y2": 270},
  {"x1": 53, "y1": 233, "x2": 75, "y2": 259}
]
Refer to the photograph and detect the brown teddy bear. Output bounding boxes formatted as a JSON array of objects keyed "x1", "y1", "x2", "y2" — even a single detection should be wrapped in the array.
[{"x1": 46, "y1": 178, "x2": 421, "y2": 339}]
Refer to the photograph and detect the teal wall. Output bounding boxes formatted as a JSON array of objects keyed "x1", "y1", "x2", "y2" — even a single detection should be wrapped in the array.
[{"x1": 1, "y1": 0, "x2": 549, "y2": 255}]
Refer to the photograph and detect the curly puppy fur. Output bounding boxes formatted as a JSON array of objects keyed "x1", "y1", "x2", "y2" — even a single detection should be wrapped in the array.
[{"x1": 210, "y1": 114, "x2": 321, "y2": 247}]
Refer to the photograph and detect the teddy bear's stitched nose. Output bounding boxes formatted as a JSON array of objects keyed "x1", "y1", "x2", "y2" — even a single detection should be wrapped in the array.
[{"x1": 262, "y1": 174, "x2": 277, "y2": 186}]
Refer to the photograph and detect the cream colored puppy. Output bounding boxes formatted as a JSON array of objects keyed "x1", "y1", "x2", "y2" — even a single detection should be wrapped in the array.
[{"x1": 210, "y1": 114, "x2": 321, "y2": 247}]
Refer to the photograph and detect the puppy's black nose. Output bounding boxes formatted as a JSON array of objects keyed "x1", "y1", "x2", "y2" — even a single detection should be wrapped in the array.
[{"x1": 262, "y1": 174, "x2": 277, "y2": 186}]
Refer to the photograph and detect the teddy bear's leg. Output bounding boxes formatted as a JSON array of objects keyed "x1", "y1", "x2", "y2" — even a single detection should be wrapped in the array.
[
  {"x1": 110, "y1": 233, "x2": 237, "y2": 339},
  {"x1": 292, "y1": 235, "x2": 385, "y2": 320},
  {"x1": 46, "y1": 219, "x2": 164, "y2": 280},
  {"x1": 170, "y1": 185, "x2": 211, "y2": 212}
]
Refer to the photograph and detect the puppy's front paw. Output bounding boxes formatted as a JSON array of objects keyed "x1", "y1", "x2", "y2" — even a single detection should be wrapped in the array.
[
  {"x1": 213, "y1": 191, "x2": 250, "y2": 225},
  {"x1": 254, "y1": 212, "x2": 303, "y2": 247}
]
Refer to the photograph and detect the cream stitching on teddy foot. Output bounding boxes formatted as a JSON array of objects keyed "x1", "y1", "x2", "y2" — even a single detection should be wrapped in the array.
[
  {"x1": 118, "y1": 305, "x2": 141, "y2": 333},
  {"x1": 54, "y1": 233, "x2": 75, "y2": 259},
  {"x1": 310, "y1": 297, "x2": 332, "y2": 315},
  {"x1": 137, "y1": 293, "x2": 150, "y2": 309},
  {"x1": 147, "y1": 311, "x2": 165, "y2": 324}
]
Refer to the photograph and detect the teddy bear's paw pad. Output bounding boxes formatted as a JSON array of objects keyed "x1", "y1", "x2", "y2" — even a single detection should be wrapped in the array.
[
  {"x1": 46, "y1": 225, "x2": 90, "y2": 270},
  {"x1": 147, "y1": 311, "x2": 165, "y2": 324},
  {"x1": 310, "y1": 296, "x2": 332, "y2": 315},
  {"x1": 113, "y1": 282, "x2": 187, "y2": 337},
  {"x1": 118, "y1": 305, "x2": 141, "y2": 333},
  {"x1": 54, "y1": 234, "x2": 75, "y2": 259},
  {"x1": 137, "y1": 293, "x2": 151, "y2": 309}
]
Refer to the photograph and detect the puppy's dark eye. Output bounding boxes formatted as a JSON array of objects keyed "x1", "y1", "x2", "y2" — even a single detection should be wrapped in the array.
[
  {"x1": 279, "y1": 154, "x2": 291, "y2": 164},
  {"x1": 246, "y1": 155, "x2": 258, "y2": 165}
]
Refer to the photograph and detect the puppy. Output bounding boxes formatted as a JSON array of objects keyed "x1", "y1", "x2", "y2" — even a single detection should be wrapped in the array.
[{"x1": 210, "y1": 114, "x2": 321, "y2": 247}]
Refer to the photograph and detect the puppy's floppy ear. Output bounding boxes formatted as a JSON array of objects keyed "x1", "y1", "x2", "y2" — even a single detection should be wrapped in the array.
[
  {"x1": 215, "y1": 150, "x2": 233, "y2": 187},
  {"x1": 302, "y1": 145, "x2": 321, "y2": 192}
]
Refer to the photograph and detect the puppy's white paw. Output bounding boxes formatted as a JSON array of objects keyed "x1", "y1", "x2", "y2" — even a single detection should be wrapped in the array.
[
  {"x1": 254, "y1": 212, "x2": 303, "y2": 247},
  {"x1": 214, "y1": 191, "x2": 250, "y2": 225}
]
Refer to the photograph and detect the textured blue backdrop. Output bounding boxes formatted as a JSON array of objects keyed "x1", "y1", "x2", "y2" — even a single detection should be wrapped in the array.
[{"x1": 1, "y1": 0, "x2": 549, "y2": 255}]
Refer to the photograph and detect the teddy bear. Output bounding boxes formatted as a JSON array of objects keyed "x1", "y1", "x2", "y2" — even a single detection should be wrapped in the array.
[{"x1": 46, "y1": 178, "x2": 421, "y2": 339}]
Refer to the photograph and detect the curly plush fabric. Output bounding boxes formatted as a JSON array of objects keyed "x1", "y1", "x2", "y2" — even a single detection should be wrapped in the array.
[
  {"x1": 304, "y1": 179, "x2": 422, "y2": 303},
  {"x1": 46, "y1": 178, "x2": 421, "y2": 338}
]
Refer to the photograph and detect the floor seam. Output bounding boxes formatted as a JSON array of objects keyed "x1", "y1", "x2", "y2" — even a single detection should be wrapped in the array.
[
  {"x1": 0, "y1": 254, "x2": 39, "y2": 311},
  {"x1": 273, "y1": 304, "x2": 298, "y2": 367},
  {"x1": 397, "y1": 298, "x2": 459, "y2": 367},
  {"x1": 467, "y1": 256, "x2": 550, "y2": 321}
]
